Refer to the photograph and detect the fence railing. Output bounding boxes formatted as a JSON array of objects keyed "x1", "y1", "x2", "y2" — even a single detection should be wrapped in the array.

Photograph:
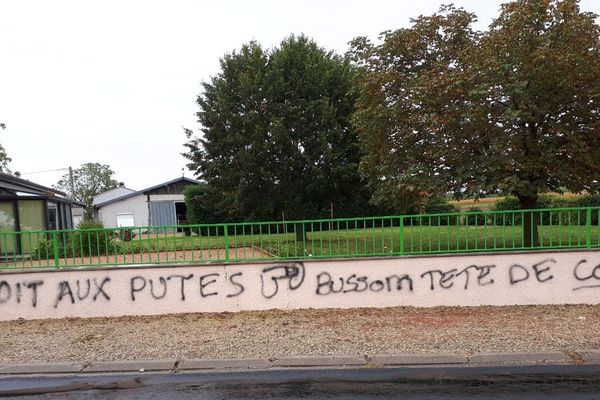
[{"x1": 0, "y1": 206, "x2": 599, "y2": 270}]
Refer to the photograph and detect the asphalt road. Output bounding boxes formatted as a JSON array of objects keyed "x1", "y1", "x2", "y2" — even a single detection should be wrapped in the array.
[{"x1": 2, "y1": 365, "x2": 600, "y2": 399}]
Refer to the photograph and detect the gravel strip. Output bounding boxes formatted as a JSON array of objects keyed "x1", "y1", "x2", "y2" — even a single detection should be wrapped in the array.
[
  {"x1": 0, "y1": 305, "x2": 598, "y2": 364},
  {"x1": 5, "y1": 247, "x2": 266, "y2": 269}
]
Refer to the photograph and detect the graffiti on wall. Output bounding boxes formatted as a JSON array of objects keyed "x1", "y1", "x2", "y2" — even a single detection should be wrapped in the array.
[{"x1": 0, "y1": 254, "x2": 599, "y2": 320}]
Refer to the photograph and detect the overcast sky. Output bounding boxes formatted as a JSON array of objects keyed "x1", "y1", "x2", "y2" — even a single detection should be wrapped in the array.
[{"x1": 1, "y1": 0, "x2": 599, "y2": 190}]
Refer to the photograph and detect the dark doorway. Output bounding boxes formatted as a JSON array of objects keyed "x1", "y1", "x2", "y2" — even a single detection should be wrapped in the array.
[{"x1": 175, "y1": 202, "x2": 187, "y2": 225}]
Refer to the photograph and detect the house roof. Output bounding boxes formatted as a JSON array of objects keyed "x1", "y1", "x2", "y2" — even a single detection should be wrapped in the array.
[
  {"x1": 92, "y1": 186, "x2": 136, "y2": 206},
  {"x1": 94, "y1": 177, "x2": 200, "y2": 207},
  {"x1": 0, "y1": 172, "x2": 74, "y2": 202}
]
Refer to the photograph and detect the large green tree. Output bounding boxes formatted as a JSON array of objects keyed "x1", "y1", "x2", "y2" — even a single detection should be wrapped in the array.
[
  {"x1": 55, "y1": 163, "x2": 119, "y2": 220},
  {"x1": 351, "y1": 0, "x2": 600, "y2": 246},
  {"x1": 184, "y1": 36, "x2": 368, "y2": 239}
]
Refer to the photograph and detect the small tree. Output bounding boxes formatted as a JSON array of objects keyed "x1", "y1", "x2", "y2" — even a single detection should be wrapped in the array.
[
  {"x1": 351, "y1": 1, "x2": 600, "y2": 246},
  {"x1": 55, "y1": 163, "x2": 119, "y2": 220}
]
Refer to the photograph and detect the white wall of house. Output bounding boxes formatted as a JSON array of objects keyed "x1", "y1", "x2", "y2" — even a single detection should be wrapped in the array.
[
  {"x1": 96, "y1": 194, "x2": 185, "y2": 228},
  {"x1": 71, "y1": 206, "x2": 85, "y2": 228},
  {"x1": 97, "y1": 194, "x2": 148, "y2": 228}
]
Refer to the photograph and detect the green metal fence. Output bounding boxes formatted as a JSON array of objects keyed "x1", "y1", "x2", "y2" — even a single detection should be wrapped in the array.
[{"x1": 0, "y1": 206, "x2": 599, "y2": 270}]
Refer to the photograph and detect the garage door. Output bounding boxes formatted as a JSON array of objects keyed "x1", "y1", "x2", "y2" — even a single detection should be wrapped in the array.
[{"x1": 150, "y1": 201, "x2": 176, "y2": 232}]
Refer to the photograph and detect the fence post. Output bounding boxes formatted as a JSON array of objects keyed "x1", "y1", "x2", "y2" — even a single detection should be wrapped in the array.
[
  {"x1": 586, "y1": 208, "x2": 592, "y2": 248},
  {"x1": 399, "y1": 216, "x2": 405, "y2": 256},
  {"x1": 52, "y1": 231, "x2": 60, "y2": 269},
  {"x1": 223, "y1": 224, "x2": 230, "y2": 262}
]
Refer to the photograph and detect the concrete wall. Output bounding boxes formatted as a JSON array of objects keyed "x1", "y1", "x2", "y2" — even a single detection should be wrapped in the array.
[
  {"x1": 1, "y1": 250, "x2": 599, "y2": 321},
  {"x1": 97, "y1": 194, "x2": 148, "y2": 228}
]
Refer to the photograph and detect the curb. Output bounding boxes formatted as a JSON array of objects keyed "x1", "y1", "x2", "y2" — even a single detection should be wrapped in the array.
[
  {"x1": 371, "y1": 354, "x2": 466, "y2": 366},
  {"x1": 468, "y1": 352, "x2": 571, "y2": 365},
  {"x1": 271, "y1": 355, "x2": 367, "y2": 368},
  {"x1": 179, "y1": 358, "x2": 271, "y2": 371},
  {"x1": 0, "y1": 351, "x2": 598, "y2": 376},
  {"x1": 0, "y1": 363, "x2": 82, "y2": 375},
  {"x1": 579, "y1": 350, "x2": 600, "y2": 363},
  {"x1": 83, "y1": 359, "x2": 178, "y2": 373}
]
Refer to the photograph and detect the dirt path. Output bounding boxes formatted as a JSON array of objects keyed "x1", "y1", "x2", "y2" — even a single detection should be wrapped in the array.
[{"x1": 0, "y1": 305, "x2": 598, "y2": 364}]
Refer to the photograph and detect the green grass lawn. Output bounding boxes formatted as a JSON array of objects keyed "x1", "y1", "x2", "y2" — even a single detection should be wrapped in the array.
[
  {"x1": 3, "y1": 223, "x2": 599, "y2": 269},
  {"x1": 115, "y1": 223, "x2": 600, "y2": 261}
]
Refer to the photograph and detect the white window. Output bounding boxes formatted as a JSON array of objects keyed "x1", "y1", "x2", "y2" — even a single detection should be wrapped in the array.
[{"x1": 116, "y1": 213, "x2": 135, "y2": 227}]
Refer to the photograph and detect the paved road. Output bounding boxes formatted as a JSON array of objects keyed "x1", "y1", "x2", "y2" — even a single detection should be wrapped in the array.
[{"x1": 3, "y1": 365, "x2": 600, "y2": 399}]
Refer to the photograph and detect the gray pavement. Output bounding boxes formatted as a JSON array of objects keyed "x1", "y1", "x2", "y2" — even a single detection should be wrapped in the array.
[{"x1": 2, "y1": 362, "x2": 600, "y2": 399}]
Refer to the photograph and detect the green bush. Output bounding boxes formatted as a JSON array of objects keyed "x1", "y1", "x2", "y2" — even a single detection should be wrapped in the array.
[
  {"x1": 115, "y1": 228, "x2": 136, "y2": 242},
  {"x1": 402, "y1": 201, "x2": 460, "y2": 226},
  {"x1": 578, "y1": 195, "x2": 600, "y2": 225},
  {"x1": 32, "y1": 239, "x2": 56, "y2": 260},
  {"x1": 493, "y1": 193, "x2": 600, "y2": 210},
  {"x1": 493, "y1": 196, "x2": 521, "y2": 211},
  {"x1": 425, "y1": 202, "x2": 460, "y2": 226},
  {"x1": 577, "y1": 194, "x2": 600, "y2": 208},
  {"x1": 68, "y1": 221, "x2": 115, "y2": 257},
  {"x1": 493, "y1": 193, "x2": 600, "y2": 226},
  {"x1": 465, "y1": 207, "x2": 488, "y2": 226},
  {"x1": 425, "y1": 202, "x2": 460, "y2": 214},
  {"x1": 71, "y1": 234, "x2": 113, "y2": 257}
]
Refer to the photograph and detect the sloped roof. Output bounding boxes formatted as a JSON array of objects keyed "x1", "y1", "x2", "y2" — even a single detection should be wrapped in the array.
[
  {"x1": 0, "y1": 172, "x2": 72, "y2": 201},
  {"x1": 94, "y1": 177, "x2": 200, "y2": 207},
  {"x1": 92, "y1": 186, "x2": 136, "y2": 206}
]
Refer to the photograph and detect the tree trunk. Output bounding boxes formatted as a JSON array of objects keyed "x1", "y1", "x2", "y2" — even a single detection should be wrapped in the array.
[
  {"x1": 518, "y1": 194, "x2": 540, "y2": 248},
  {"x1": 294, "y1": 222, "x2": 306, "y2": 242}
]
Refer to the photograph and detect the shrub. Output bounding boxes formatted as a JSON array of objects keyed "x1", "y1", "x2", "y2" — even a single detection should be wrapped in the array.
[
  {"x1": 577, "y1": 194, "x2": 600, "y2": 208},
  {"x1": 424, "y1": 202, "x2": 460, "y2": 226},
  {"x1": 493, "y1": 193, "x2": 600, "y2": 226},
  {"x1": 115, "y1": 228, "x2": 136, "y2": 242},
  {"x1": 464, "y1": 207, "x2": 487, "y2": 226},
  {"x1": 493, "y1": 196, "x2": 521, "y2": 211},
  {"x1": 31, "y1": 239, "x2": 56, "y2": 260},
  {"x1": 401, "y1": 200, "x2": 460, "y2": 226},
  {"x1": 69, "y1": 221, "x2": 114, "y2": 257}
]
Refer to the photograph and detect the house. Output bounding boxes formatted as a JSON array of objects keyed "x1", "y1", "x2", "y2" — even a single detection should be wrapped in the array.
[
  {"x1": 71, "y1": 204, "x2": 85, "y2": 228},
  {"x1": 93, "y1": 177, "x2": 200, "y2": 229},
  {"x1": 0, "y1": 172, "x2": 77, "y2": 255}
]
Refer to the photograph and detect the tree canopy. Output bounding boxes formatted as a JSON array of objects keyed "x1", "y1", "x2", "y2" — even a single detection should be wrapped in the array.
[
  {"x1": 0, "y1": 123, "x2": 12, "y2": 173},
  {"x1": 184, "y1": 35, "x2": 373, "y2": 231},
  {"x1": 55, "y1": 163, "x2": 119, "y2": 220},
  {"x1": 351, "y1": 0, "x2": 600, "y2": 245}
]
